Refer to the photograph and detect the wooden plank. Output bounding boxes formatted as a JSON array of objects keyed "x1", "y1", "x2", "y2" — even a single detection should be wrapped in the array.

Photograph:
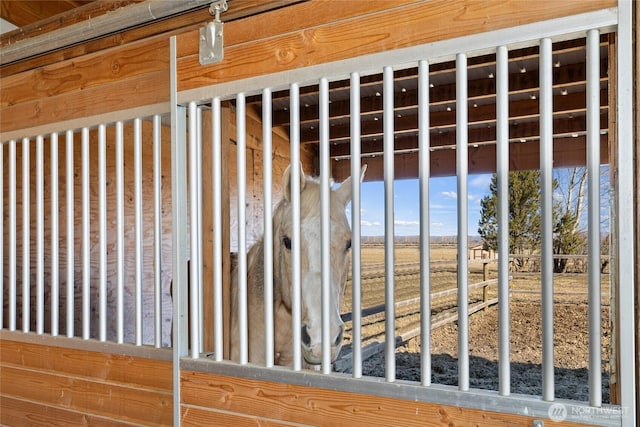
[
  {"x1": 0, "y1": 395, "x2": 130, "y2": 427},
  {"x1": 181, "y1": 370, "x2": 595, "y2": 427},
  {"x1": 0, "y1": 1, "x2": 91, "y2": 28},
  {"x1": 181, "y1": 405, "x2": 297, "y2": 427},
  {"x1": 0, "y1": 340, "x2": 172, "y2": 391},
  {"x1": 0, "y1": 365, "x2": 172, "y2": 425},
  {"x1": 176, "y1": 0, "x2": 615, "y2": 91}
]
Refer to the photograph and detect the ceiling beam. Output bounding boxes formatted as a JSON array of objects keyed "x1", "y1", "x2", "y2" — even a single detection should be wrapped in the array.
[{"x1": 0, "y1": 1, "x2": 91, "y2": 27}]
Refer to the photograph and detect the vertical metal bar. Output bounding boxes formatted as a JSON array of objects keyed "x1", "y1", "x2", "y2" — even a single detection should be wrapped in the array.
[
  {"x1": 9, "y1": 139, "x2": 16, "y2": 331},
  {"x1": 616, "y1": 3, "x2": 637, "y2": 425},
  {"x1": 236, "y1": 92, "x2": 249, "y2": 365},
  {"x1": 496, "y1": 45, "x2": 511, "y2": 397},
  {"x1": 65, "y1": 130, "x2": 74, "y2": 338},
  {"x1": 418, "y1": 60, "x2": 431, "y2": 386},
  {"x1": 99, "y1": 124, "x2": 107, "y2": 342},
  {"x1": 586, "y1": 28, "x2": 601, "y2": 407},
  {"x1": 36, "y1": 135, "x2": 44, "y2": 334},
  {"x1": 22, "y1": 136, "x2": 30, "y2": 333},
  {"x1": 350, "y1": 72, "x2": 363, "y2": 379},
  {"x1": 319, "y1": 77, "x2": 332, "y2": 374},
  {"x1": 134, "y1": 118, "x2": 143, "y2": 345},
  {"x1": 196, "y1": 106, "x2": 204, "y2": 354},
  {"x1": 81, "y1": 127, "x2": 90, "y2": 340},
  {"x1": 50, "y1": 132, "x2": 59, "y2": 336},
  {"x1": 212, "y1": 97, "x2": 224, "y2": 361},
  {"x1": 153, "y1": 115, "x2": 163, "y2": 348},
  {"x1": 383, "y1": 66, "x2": 396, "y2": 383},
  {"x1": 170, "y1": 36, "x2": 188, "y2": 427},
  {"x1": 456, "y1": 53, "x2": 470, "y2": 392},
  {"x1": 290, "y1": 83, "x2": 303, "y2": 372},
  {"x1": 263, "y1": 88, "x2": 275, "y2": 368},
  {"x1": 539, "y1": 37, "x2": 555, "y2": 401},
  {"x1": 116, "y1": 121, "x2": 125, "y2": 344},
  {"x1": 188, "y1": 101, "x2": 201, "y2": 359}
]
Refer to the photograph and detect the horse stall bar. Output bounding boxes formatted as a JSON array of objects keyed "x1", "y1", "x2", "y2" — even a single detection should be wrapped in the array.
[{"x1": 176, "y1": 3, "x2": 634, "y2": 426}]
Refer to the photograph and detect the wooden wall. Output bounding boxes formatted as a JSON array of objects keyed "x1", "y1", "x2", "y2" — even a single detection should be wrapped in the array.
[{"x1": 0, "y1": 337, "x2": 172, "y2": 426}]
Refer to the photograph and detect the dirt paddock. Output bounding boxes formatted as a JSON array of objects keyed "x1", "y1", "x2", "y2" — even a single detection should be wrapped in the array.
[{"x1": 358, "y1": 302, "x2": 611, "y2": 403}]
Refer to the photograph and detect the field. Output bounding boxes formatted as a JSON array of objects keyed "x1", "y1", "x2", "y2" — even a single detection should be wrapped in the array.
[{"x1": 339, "y1": 244, "x2": 611, "y2": 403}]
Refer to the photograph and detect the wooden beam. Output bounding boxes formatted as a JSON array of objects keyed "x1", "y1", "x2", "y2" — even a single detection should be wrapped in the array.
[{"x1": 0, "y1": 1, "x2": 91, "y2": 28}]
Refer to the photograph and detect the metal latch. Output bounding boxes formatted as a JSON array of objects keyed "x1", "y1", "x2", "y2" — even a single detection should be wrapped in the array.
[{"x1": 199, "y1": 0, "x2": 227, "y2": 65}]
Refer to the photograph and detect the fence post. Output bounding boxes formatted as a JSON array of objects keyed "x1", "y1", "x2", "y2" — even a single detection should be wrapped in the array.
[{"x1": 483, "y1": 262, "x2": 489, "y2": 310}]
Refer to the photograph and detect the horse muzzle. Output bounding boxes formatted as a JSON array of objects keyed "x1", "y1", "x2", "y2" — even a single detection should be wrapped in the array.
[{"x1": 301, "y1": 324, "x2": 344, "y2": 366}]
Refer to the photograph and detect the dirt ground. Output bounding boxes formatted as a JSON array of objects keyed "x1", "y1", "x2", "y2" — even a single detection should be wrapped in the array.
[{"x1": 357, "y1": 302, "x2": 611, "y2": 403}]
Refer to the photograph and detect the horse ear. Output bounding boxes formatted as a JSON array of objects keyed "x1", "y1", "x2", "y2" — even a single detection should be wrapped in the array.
[
  {"x1": 335, "y1": 164, "x2": 367, "y2": 206},
  {"x1": 283, "y1": 163, "x2": 307, "y2": 202}
]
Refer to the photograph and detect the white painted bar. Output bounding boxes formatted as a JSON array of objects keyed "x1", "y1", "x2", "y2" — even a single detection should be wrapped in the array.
[
  {"x1": 50, "y1": 132, "x2": 59, "y2": 337},
  {"x1": 9, "y1": 139, "x2": 16, "y2": 331},
  {"x1": 383, "y1": 66, "x2": 395, "y2": 382},
  {"x1": 236, "y1": 92, "x2": 249, "y2": 365},
  {"x1": 81, "y1": 127, "x2": 90, "y2": 340},
  {"x1": 22, "y1": 137, "x2": 30, "y2": 333},
  {"x1": 153, "y1": 115, "x2": 163, "y2": 348},
  {"x1": 263, "y1": 88, "x2": 275, "y2": 368},
  {"x1": 196, "y1": 107, "x2": 204, "y2": 354},
  {"x1": 319, "y1": 77, "x2": 332, "y2": 375},
  {"x1": 615, "y1": 3, "x2": 637, "y2": 425},
  {"x1": 289, "y1": 83, "x2": 303, "y2": 372},
  {"x1": 456, "y1": 53, "x2": 469, "y2": 392},
  {"x1": 349, "y1": 71, "x2": 363, "y2": 379},
  {"x1": 211, "y1": 97, "x2": 224, "y2": 361},
  {"x1": 98, "y1": 124, "x2": 107, "y2": 342},
  {"x1": 116, "y1": 121, "x2": 125, "y2": 344},
  {"x1": 36, "y1": 135, "x2": 44, "y2": 335},
  {"x1": 65, "y1": 130, "x2": 74, "y2": 338},
  {"x1": 496, "y1": 45, "x2": 511, "y2": 397},
  {"x1": 134, "y1": 118, "x2": 143, "y2": 345},
  {"x1": 418, "y1": 60, "x2": 431, "y2": 386},
  {"x1": 188, "y1": 101, "x2": 201, "y2": 358},
  {"x1": 539, "y1": 37, "x2": 554, "y2": 401},
  {"x1": 586, "y1": 28, "x2": 601, "y2": 408}
]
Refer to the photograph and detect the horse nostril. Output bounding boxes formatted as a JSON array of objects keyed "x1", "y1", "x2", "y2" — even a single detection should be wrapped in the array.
[{"x1": 301, "y1": 325, "x2": 311, "y2": 346}]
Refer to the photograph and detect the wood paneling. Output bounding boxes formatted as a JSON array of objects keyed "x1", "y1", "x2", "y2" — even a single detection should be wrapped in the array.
[
  {"x1": 0, "y1": 340, "x2": 172, "y2": 426},
  {"x1": 181, "y1": 370, "x2": 594, "y2": 427}
]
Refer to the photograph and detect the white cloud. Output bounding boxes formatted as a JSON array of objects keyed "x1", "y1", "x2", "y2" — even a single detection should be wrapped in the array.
[
  {"x1": 361, "y1": 220, "x2": 382, "y2": 227},
  {"x1": 395, "y1": 220, "x2": 420, "y2": 227},
  {"x1": 441, "y1": 191, "x2": 457, "y2": 199},
  {"x1": 470, "y1": 174, "x2": 492, "y2": 188}
]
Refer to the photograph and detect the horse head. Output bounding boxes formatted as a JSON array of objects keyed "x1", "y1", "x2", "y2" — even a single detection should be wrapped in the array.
[{"x1": 273, "y1": 164, "x2": 366, "y2": 367}]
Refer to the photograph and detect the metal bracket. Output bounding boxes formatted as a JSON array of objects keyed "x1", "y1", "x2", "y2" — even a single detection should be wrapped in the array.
[{"x1": 199, "y1": 0, "x2": 227, "y2": 65}]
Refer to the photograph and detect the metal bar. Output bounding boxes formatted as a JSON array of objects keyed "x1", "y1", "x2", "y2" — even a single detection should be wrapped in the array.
[
  {"x1": 290, "y1": 83, "x2": 303, "y2": 372},
  {"x1": 36, "y1": 135, "x2": 44, "y2": 335},
  {"x1": 585, "y1": 28, "x2": 601, "y2": 407},
  {"x1": 615, "y1": 2, "x2": 637, "y2": 425},
  {"x1": 236, "y1": 92, "x2": 249, "y2": 365},
  {"x1": 22, "y1": 137, "x2": 30, "y2": 333},
  {"x1": 9, "y1": 139, "x2": 16, "y2": 331},
  {"x1": 418, "y1": 60, "x2": 431, "y2": 386},
  {"x1": 170, "y1": 36, "x2": 189, "y2": 427},
  {"x1": 456, "y1": 53, "x2": 469, "y2": 392},
  {"x1": 383, "y1": 66, "x2": 395, "y2": 383},
  {"x1": 153, "y1": 115, "x2": 163, "y2": 348},
  {"x1": 116, "y1": 121, "x2": 125, "y2": 344},
  {"x1": 263, "y1": 88, "x2": 275, "y2": 368},
  {"x1": 65, "y1": 130, "x2": 74, "y2": 338},
  {"x1": 539, "y1": 37, "x2": 554, "y2": 401},
  {"x1": 98, "y1": 124, "x2": 107, "y2": 342},
  {"x1": 81, "y1": 127, "x2": 90, "y2": 340},
  {"x1": 1, "y1": 0, "x2": 214, "y2": 65},
  {"x1": 196, "y1": 107, "x2": 204, "y2": 355},
  {"x1": 319, "y1": 77, "x2": 332, "y2": 374},
  {"x1": 134, "y1": 118, "x2": 143, "y2": 345},
  {"x1": 212, "y1": 97, "x2": 224, "y2": 361},
  {"x1": 496, "y1": 45, "x2": 511, "y2": 397},
  {"x1": 188, "y1": 101, "x2": 201, "y2": 359},
  {"x1": 50, "y1": 132, "x2": 59, "y2": 337},
  {"x1": 350, "y1": 72, "x2": 363, "y2": 379}
]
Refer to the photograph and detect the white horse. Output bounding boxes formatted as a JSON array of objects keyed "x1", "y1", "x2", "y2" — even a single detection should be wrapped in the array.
[{"x1": 230, "y1": 164, "x2": 366, "y2": 368}]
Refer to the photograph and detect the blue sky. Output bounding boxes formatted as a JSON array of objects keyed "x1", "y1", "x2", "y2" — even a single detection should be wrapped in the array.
[{"x1": 348, "y1": 173, "x2": 493, "y2": 237}]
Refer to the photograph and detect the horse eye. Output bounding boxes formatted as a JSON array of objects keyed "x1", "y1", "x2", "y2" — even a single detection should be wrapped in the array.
[
  {"x1": 283, "y1": 236, "x2": 292, "y2": 250},
  {"x1": 345, "y1": 239, "x2": 352, "y2": 251}
]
